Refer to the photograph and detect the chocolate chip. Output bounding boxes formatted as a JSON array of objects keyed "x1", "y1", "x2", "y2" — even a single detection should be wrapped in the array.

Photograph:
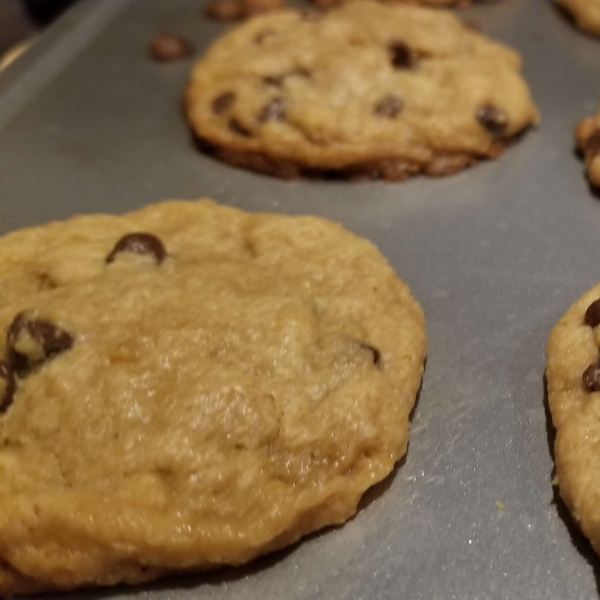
[
  {"x1": 229, "y1": 118, "x2": 253, "y2": 137},
  {"x1": 584, "y1": 359, "x2": 600, "y2": 391},
  {"x1": 585, "y1": 129, "x2": 600, "y2": 158},
  {"x1": 389, "y1": 41, "x2": 415, "y2": 69},
  {"x1": 263, "y1": 75, "x2": 285, "y2": 87},
  {"x1": 359, "y1": 342, "x2": 381, "y2": 367},
  {"x1": 212, "y1": 92, "x2": 236, "y2": 114},
  {"x1": 0, "y1": 361, "x2": 15, "y2": 413},
  {"x1": 106, "y1": 233, "x2": 167, "y2": 265},
  {"x1": 374, "y1": 95, "x2": 403, "y2": 118},
  {"x1": 148, "y1": 34, "x2": 192, "y2": 62},
  {"x1": 7, "y1": 312, "x2": 74, "y2": 374},
  {"x1": 257, "y1": 97, "x2": 285, "y2": 122},
  {"x1": 476, "y1": 105, "x2": 508, "y2": 135},
  {"x1": 585, "y1": 299, "x2": 600, "y2": 327}
]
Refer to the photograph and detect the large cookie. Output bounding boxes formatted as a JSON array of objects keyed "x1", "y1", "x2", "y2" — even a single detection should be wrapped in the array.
[
  {"x1": 547, "y1": 285, "x2": 600, "y2": 556},
  {"x1": 0, "y1": 199, "x2": 426, "y2": 595},
  {"x1": 575, "y1": 108, "x2": 600, "y2": 190},
  {"x1": 555, "y1": 0, "x2": 600, "y2": 36},
  {"x1": 186, "y1": 1, "x2": 539, "y2": 180}
]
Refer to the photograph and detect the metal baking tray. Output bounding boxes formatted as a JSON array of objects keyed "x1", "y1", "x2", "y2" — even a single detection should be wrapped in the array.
[{"x1": 1, "y1": 0, "x2": 600, "y2": 597}]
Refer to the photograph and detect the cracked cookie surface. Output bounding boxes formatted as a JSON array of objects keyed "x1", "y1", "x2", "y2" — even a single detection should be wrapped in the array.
[
  {"x1": 0, "y1": 199, "x2": 426, "y2": 595},
  {"x1": 547, "y1": 284, "x2": 600, "y2": 558},
  {"x1": 186, "y1": 1, "x2": 539, "y2": 180}
]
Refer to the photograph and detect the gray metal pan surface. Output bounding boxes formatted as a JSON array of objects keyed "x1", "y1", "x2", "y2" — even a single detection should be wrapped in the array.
[{"x1": 1, "y1": 0, "x2": 600, "y2": 598}]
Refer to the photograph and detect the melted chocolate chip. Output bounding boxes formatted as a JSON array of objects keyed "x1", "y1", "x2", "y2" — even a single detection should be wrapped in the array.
[
  {"x1": 229, "y1": 118, "x2": 253, "y2": 137},
  {"x1": 257, "y1": 97, "x2": 285, "y2": 122},
  {"x1": 476, "y1": 105, "x2": 508, "y2": 135},
  {"x1": 149, "y1": 34, "x2": 192, "y2": 62},
  {"x1": 7, "y1": 312, "x2": 74, "y2": 374},
  {"x1": 263, "y1": 75, "x2": 284, "y2": 87},
  {"x1": 374, "y1": 95, "x2": 403, "y2": 118},
  {"x1": 212, "y1": 92, "x2": 236, "y2": 114},
  {"x1": 585, "y1": 129, "x2": 600, "y2": 158},
  {"x1": 359, "y1": 342, "x2": 382, "y2": 367},
  {"x1": 585, "y1": 299, "x2": 600, "y2": 327},
  {"x1": 0, "y1": 361, "x2": 15, "y2": 413},
  {"x1": 106, "y1": 233, "x2": 167, "y2": 265},
  {"x1": 584, "y1": 359, "x2": 600, "y2": 392},
  {"x1": 389, "y1": 41, "x2": 415, "y2": 69}
]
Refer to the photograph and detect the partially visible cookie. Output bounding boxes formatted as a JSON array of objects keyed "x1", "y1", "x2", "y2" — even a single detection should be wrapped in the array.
[
  {"x1": 310, "y1": 0, "x2": 497, "y2": 9},
  {"x1": 205, "y1": 0, "x2": 285, "y2": 21},
  {"x1": 186, "y1": 1, "x2": 539, "y2": 180},
  {"x1": 575, "y1": 109, "x2": 600, "y2": 189},
  {"x1": 555, "y1": 0, "x2": 600, "y2": 36},
  {"x1": 547, "y1": 285, "x2": 600, "y2": 557},
  {"x1": 0, "y1": 199, "x2": 426, "y2": 595}
]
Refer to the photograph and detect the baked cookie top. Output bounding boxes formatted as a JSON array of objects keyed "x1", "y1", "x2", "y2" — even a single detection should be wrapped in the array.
[
  {"x1": 186, "y1": 1, "x2": 539, "y2": 179},
  {"x1": 555, "y1": 0, "x2": 600, "y2": 36},
  {"x1": 575, "y1": 108, "x2": 600, "y2": 190},
  {"x1": 547, "y1": 284, "x2": 600, "y2": 557},
  {"x1": 0, "y1": 199, "x2": 426, "y2": 595}
]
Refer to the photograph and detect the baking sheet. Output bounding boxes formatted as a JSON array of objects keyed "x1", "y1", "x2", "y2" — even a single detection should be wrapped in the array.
[{"x1": 1, "y1": 0, "x2": 600, "y2": 598}]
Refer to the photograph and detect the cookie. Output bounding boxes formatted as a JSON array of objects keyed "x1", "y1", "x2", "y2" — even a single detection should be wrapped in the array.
[
  {"x1": 575, "y1": 109, "x2": 600, "y2": 189},
  {"x1": 554, "y1": 0, "x2": 600, "y2": 36},
  {"x1": 546, "y1": 285, "x2": 600, "y2": 557},
  {"x1": 0, "y1": 199, "x2": 426, "y2": 595},
  {"x1": 310, "y1": 0, "x2": 497, "y2": 10},
  {"x1": 186, "y1": 1, "x2": 539, "y2": 180},
  {"x1": 205, "y1": 0, "x2": 285, "y2": 22}
]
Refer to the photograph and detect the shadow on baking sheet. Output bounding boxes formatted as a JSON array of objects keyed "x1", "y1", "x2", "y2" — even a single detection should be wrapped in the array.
[
  {"x1": 544, "y1": 376, "x2": 600, "y2": 596},
  {"x1": 59, "y1": 378, "x2": 423, "y2": 599}
]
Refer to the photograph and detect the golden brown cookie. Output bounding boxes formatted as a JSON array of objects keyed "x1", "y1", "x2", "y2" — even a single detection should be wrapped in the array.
[
  {"x1": 547, "y1": 285, "x2": 600, "y2": 557},
  {"x1": 0, "y1": 199, "x2": 426, "y2": 595},
  {"x1": 575, "y1": 109, "x2": 600, "y2": 190},
  {"x1": 186, "y1": 1, "x2": 539, "y2": 180},
  {"x1": 555, "y1": 0, "x2": 600, "y2": 36}
]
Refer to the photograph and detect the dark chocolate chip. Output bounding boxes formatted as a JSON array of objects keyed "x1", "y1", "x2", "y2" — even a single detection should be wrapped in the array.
[
  {"x1": 0, "y1": 361, "x2": 15, "y2": 413},
  {"x1": 585, "y1": 299, "x2": 600, "y2": 327},
  {"x1": 212, "y1": 92, "x2": 236, "y2": 114},
  {"x1": 106, "y1": 233, "x2": 167, "y2": 265},
  {"x1": 584, "y1": 359, "x2": 600, "y2": 391},
  {"x1": 359, "y1": 342, "x2": 381, "y2": 367},
  {"x1": 263, "y1": 75, "x2": 285, "y2": 87},
  {"x1": 7, "y1": 312, "x2": 74, "y2": 374},
  {"x1": 229, "y1": 118, "x2": 253, "y2": 137},
  {"x1": 476, "y1": 104, "x2": 508, "y2": 135},
  {"x1": 389, "y1": 41, "x2": 415, "y2": 69},
  {"x1": 585, "y1": 129, "x2": 600, "y2": 158},
  {"x1": 257, "y1": 97, "x2": 285, "y2": 123},
  {"x1": 374, "y1": 95, "x2": 403, "y2": 118},
  {"x1": 148, "y1": 34, "x2": 192, "y2": 62}
]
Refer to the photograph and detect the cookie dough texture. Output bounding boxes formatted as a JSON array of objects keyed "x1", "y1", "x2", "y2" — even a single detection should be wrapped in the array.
[
  {"x1": 575, "y1": 108, "x2": 600, "y2": 189},
  {"x1": 547, "y1": 283, "x2": 600, "y2": 556},
  {"x1": 186, "y1": 1, "x2": 539, "y2": 180},
  {"x1": 555, "y1": 0, "x2": 600, "y2": 36},
  {"x1": 0, "y1": 199, "x2": 426, "y2": 595}
]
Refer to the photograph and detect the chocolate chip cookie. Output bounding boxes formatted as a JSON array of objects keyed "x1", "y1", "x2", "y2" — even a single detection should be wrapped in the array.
[
  {"x1": 0, "y1": 199, "x2": 426, "y2": 595},
  {"x1": 555, "y1": 0, "x2": 600, "y2": 36},
  {"x1": 547, "y1": 285, "x2": 600, "y2": 557},
  {"x1": 575, "y1": 108, "x2": 600, "y2": 189},
  {"x1": 186, "y1": 1, "x2": 539, "y2": 180}
]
